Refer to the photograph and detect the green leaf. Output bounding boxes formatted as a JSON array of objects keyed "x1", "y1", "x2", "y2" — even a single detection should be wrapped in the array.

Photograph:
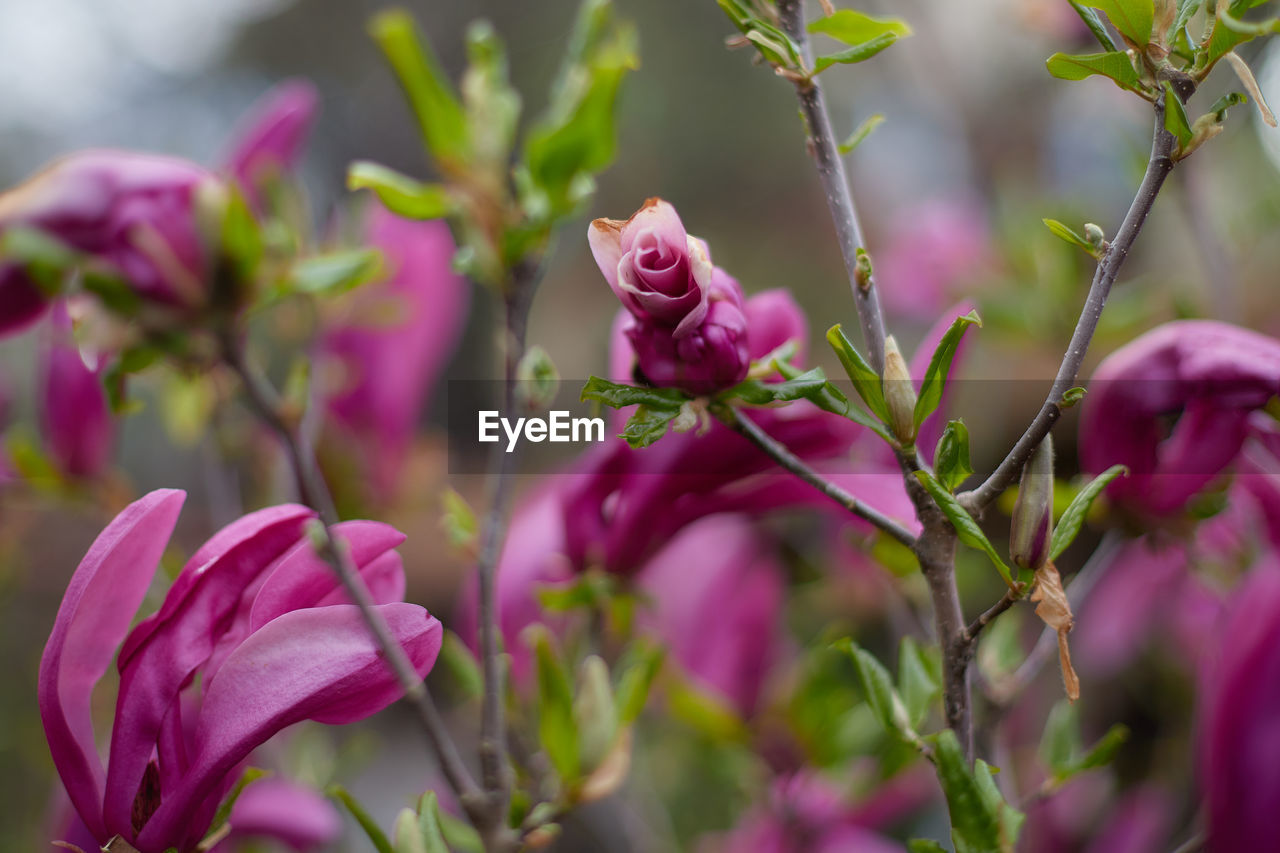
[
  {"x1": 1201, "y1": 8, "x2": 1280, "y2": 69},
  {"x1": 615, "y1": 640, "x2": 665, "y2": 724},
  {"x1": 935, "y1": 419, "x2": 974, "y2": 492},
  {"x1": 826, "y1": 324, "x2": 889, "y2": 421},
  {"x1": 1086, "y1": 0, "x2": 1155, "y2": 46},
  {"x1": 414, "y1": 793, "x2": 451, "y2": 853},
  {"x1": 1039, "y1": 701, "x2": 1083, "y2": 774},
  {"x1": 1068, "y1": 0, "x2": 1123, "y2": 50},
  {"x1": 718, "y1": 0, "x2": 803, "y2": 68},
  {"x1": 914, "y1": 310, "x2": 982, "y2": 429},
  {"x1": 438, "y1": 630, "x2": 483, "y2": 699},
  {"x1": 898, "y1": 636, "x2": 942, "y2": 728},
  {"x1": 462, "y1": 21, "x2": 522, "y2": 173},
  {"x1": 330, "y1": 785, "x2": 395, "y2": 853},
  {"x1": 1045, "y1": 51, "x2": 1141, "y2": 91},
  {"x1": 838, "y1": 113, "x2": 886, "y2": 154},
  {"x1": 908, "y1": 841, "x2": 949, "y2": 853},
  {"x1": 441, "y1": 487, "x2": 478, "y2": 551},
  {"x1": 348, "y1": 161, "x2": 454, "y2": 219},
  {"x1": 622, "y1": 405, "x2": 683, "y2": 448},
  {"x1": 580, "y1": 375, "x2": 687, "y2": 410},
  {"x1": 809, "y1": 9, "x2": 912, "y2": 43},
  {"x1": 1060, "y1": 386, "x2": 1087, "y2": 408},
  {"x1": 928, "y1": 730, "x2": 1023, "y2": 853},
  {"x1": 369, "y1": 10, "x2": 469, "y2": 171},
  {"x1": 836, "y1": 639, "x2": 918, "y2": 744},
  {"x1": 813, "y1": 33, "x2": 900, "y2": 73},
  {"x1": 532, "y1": 627, "x2": 580, "y2": 782},
  {"x1": 1073, "y1": 723, "x2": 1130, "y2": 771},
  {"x1": 1042, "y1": 218, "x2": 1103, "y2": 258},
  {"x1": 773, "y1": 359, "x2": 894, "y2": 442},
  {"x1": 1208, "y1": 90, "x2": 1247, "y2": 119},
  {"x1": 667, "y1": 676, "x2": 749, "y2": 741},
  {"x1": 1048, "y1": 464, "x2": 1127, "y2": 560},
  {"x1": 284, "y1": 248, "x2": 383, "y2": 299},
  {"x1": 915, "y1": 470, "x2": 1017, "y2": 587},
  {"x1": 1163, "y1": 81, "x2": 1194, "y2": 148},
  {"x1": 1173, "y1": 0, "x2": 1203, "y2": 38}
]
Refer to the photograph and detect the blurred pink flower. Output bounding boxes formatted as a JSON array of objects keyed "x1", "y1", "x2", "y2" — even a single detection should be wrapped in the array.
[
  {"x1": 41, "y1": 490, "x2": 441, "y2": 852},
  {"x1": 322, "y1": 202, "x2": 469, "y2": 499},
  {"x1": 222, "y1": 80, "x2": 319, "y2": 209},
  {"x1": 38, "y1": 304, "x2": 113, "y2": 479},
  {"x1": 223, "y1": 777, "x2": 342, "y2": 851},
  {"x1": 877, "y1": 199, "x2": 991, "y2": 321},
  {"x1": 1081, "y1": 320, "x2": 1280, "y2": 520},
  {"x1": 1198, "y1": 568, "x2": 1280, "y2": 851}
]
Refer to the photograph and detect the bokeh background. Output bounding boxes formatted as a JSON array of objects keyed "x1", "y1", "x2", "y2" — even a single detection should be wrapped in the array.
[{"x1": 2, "y1": 0, "x2": 1280, "y2": 849}]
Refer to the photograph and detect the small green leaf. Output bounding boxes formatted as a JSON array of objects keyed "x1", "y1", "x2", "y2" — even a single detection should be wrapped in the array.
[
  {"x1": 908, "y1": 841, "x2": 949, "y2": 853},
  {"x1": 287, "y1": 249, "x2": 383, "y2": 298},
  {"x1": 622, "y1": 405, "x2": 683, "y2": 448},
  {"x1": 836, "y1": 639, "x2": 918, "y2": 744},
  {"x1": 928, "y1": 730, "x2": 1023, "y2": 853},
  {"x1": 1039, "y1": 701, "x2": 1083, "y2": 774},
  {"x1": 1086, "y1": 0, "x2": 1155, "y2": 46},
  {"x1": 935, "y1": 419, "x2": 974, "y2": 492},
  {"x1": 1073, "y1": 723, "x2": 1130, "y2": 771},
  {"x1": 1163, "y1": 81, "x2": 1194, "y2": 148},
  {"x1": 531, "y1": 626, "x2": 580, "y2": 782},
  {"x1": 914, "y1": 310, "x2": 982, "y2": 430},
  {"x1": 1060, "y1": 386, "x2": 1087, "y2": 408},
  {"x1": 415, "y1": 792, "x2": 451, "y2": 853},
  {"x1": 1208, "y1": 91, "x2": 1247, "y2": 119},
  {"x1": 1042, "y1": 219, "x2": 1103, "y2": 258},
  {"x1": 329, "y1": 785, "x2": 395, "y2": 853},
  {"x1": 369, "y1": 10, "x2": 469, "y2": 171},
  {"x1": 773, "y1": 359, "x2": 894, "y2": 442},
  {"x1": 348, "y1": 161, "x2": 455, "y2": 219},
  {"x1": 1068, "y1": 0, "x2": 1123, "y2": 50},
  {"x1": 580, "y1": 376, "x2": 686, "y2": 410},
  {"x1": 898, "y1": 636, "x2": 942, "y2": 728},
  {"x1": 915, "y1": 470, "x2": 1016, "y2": 587},
  {"x1": 826, "y1": 324, "x2": 889, "y2": 421},
  {"x1": 813, "y1": 33, "x2": 900, "y2": 73},
  {"x1": 441, "y1": 487, "x2": 478, "y2": 551},
  {"x1": 615, "y1": 639, "x2": 665, "y2": 724},
  {"x1": 809, "y1": 9, "x2": 912, "y2": 43},
  {"x1": 838, "y1": 113, "x2": 885, "y2": 154},
  {"x1": 1048, "y1": 464, "x2": 1127, "y2": 560},
  {"x1": 1046, "y1": 51, "x2": 1141, "y2": 91}
]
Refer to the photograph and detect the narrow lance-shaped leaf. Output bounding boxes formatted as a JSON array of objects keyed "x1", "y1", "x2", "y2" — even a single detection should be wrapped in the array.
[
  {"x1": 329, "y1": 785, "x2": 395, "y2": 853},
  {"x1": 580, "y1": 376, "x2": 686, "y2": 410},
  {"x1": 774, "y1": 359, "x2": 895, "y2": 442},
  {"x1": 369, "y1": 10, "x2": 469, "y2": 171},
  {"x1": 1045, "y1": 51, "x2": 1141, "y2": 91},
  {"x1": 836, "y1": 639, "x2": 919, "y2": 745},
  {"x1": 1068, "y1": 0, "x2": 1123, "y2": 50},
  {"x1": 915, "y1": 470, "x2": 1017, "y2": 588},
  {"x1": 934, "y1": 419, "x2": 974, "y2": 492},
  {"x1": 813, "y1": 33, "x2": 901, "y2": 73},
  {"x1": 826, "y1": 324, "x2": 890, "y2": 420},
  {"x1": 1042, "y1": 218, "x2": 1103, "y2": 258},
  {"x1": 898, "y1": 636, "x2": 942, "y2": 728},
  {"x1": 1163, "y1": 81, "x2": 1194, "y2": 148},
  {"x1": 415, "y1": 792, "x2": 451, "y2": 853},
  {"x1": 348, "y1": 161, "x2": 454, "y2": 220},
  {"x1": 914, "y1": 310, "x2": 982, "y2": 429},
  {"x1": 1049, "y1": 464, "x2": 1127, "y2": 560},
  {"x1": 838, "y1": 113, "x2": 886, "y2": 154},
  {"x1": 808, "y1": 9, "x2": 912, "y2": 43},
  {"x1": 926, "y1": 729, "x2": 1022, "y2": 853},
  {"x1": 532, "y1": 627, "x2": 580, "y2": 781}
]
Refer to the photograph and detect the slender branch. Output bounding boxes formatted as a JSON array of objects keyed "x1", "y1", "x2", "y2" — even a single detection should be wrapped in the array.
[
  {"x1": 474, "y1": 260, "x2": 541, "y2": 827},
  {"x1": 964, "y1": 584, "x2": 1026, "y2": 650},
  {"x1": 961, "y1": 96, "x2": 1182, "y2": 514},
  {"x1": 776, "y1": 0, "x2": 888, "y2": 373},
  {"x1": 724, "y1": 406, "x2": 918, "y2": 548},
  {"x1": 218, "y1": 333, "x2": 486, "y2": 813}
]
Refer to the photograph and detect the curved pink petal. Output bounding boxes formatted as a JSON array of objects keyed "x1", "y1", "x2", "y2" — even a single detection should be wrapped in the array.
[
  {"x1": 249, "y1": 519, "x2": 406, "y2": 631},
  {"x1": 105, "y1": 504, "x2": 314, "y2": 837},
  {"x1": 37, "y1": 489, "x2": 186, "y2": 841},
  {"x1": 223, "y1": 80, "x2": 318, "y2": 206},
  {"x1": 39, "y1": 305, "x2": 113, "y2": 478},
  {"x1": 227, "y1": 777, "x2": 341, "y2": 851},
  {"x1": 137, "y1": 603, "x2": 441, "y2": 849}
]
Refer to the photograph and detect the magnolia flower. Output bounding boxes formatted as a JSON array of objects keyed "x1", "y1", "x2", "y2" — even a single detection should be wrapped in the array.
[
  {"x1": 223, "y1": 79, "x2": 318, "y2": 208},
  {"x1": 40, "y1": 489, "x2": 441, "y2": 852},
  {"x1": 39, "y1": 304, "x2": 113, "y2": 479},
  {"x1": 1198, "y1": 568, "x2": 1280, "y2": 850},
  {"x1": 321, "y1": 202, "x2": 469, "y2": 499},
  {"x1": 877, "y1": 199, "x2": 992, "y2": 320},
  {"x1": 591, "y1": 199, "x2": 752, "y2": 394},
  {"x1": 1081, "y1": 320, "x2": 1280, "y2": 519}
]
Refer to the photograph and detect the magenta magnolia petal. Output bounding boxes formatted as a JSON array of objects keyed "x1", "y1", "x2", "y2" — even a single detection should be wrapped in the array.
[
  {"x1": 223, "y1": 80, "x2": 318, "y2": 205},
  {"x1": 37, "y1": 489, "x2": 186, "y2": 840},
  {"x1": 637, "y1": 515, "x2": 783, "y2": 715},
  {"x1": 1198, "y1": 569, "x2": 1280, "y2": 851},
  {"x1": 742, "y1": 288, "x2": 808, "y2": 363},
  {"x1": 878, "y1": 198, "x2": 991, "y2": 320},
  {"x1": 322, "y1": 203, "x2": 468, "y2": 498},
  {"x1": 105, "y1": 504, "x2": 315, "y2": 837},
  {"x1": 1081, "y1": 320, "x2": 1280, "y2": 518},
  {"x1": 249, "y1": 519, "x2": 406, "y2": 630},
  {"x1": 39, "y1": 306, "x2": 113, "y2": 478},
  {"x1": 227, "y1": 778, "x2": 341, "y2": 851},
  {"x1": 0, "y1": 263, "x2": 52, "y2": 336},
  {"x1": 137, "y1": 603, "x2": 441, "y2": 849}
]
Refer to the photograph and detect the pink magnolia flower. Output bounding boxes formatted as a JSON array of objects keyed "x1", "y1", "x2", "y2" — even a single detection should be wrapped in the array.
[
  {"x1": 1080, "y1": 320, "x2": 1280, "y2": 519},
  {"x1": 39, "y1": 304, "x2": 113, "y2": 479},
  {"x1": 1197, "y1": 568, "x2": 1280, "y2": 851},
  {"x1": 321, "y1": 202, "x2": 469, "y2": 499},
  {"x1": 591, "y1": 199, "x2": 752, "y2": 394},
  {"x1": 222, "y1": 80, "x2": 318, "y2": 208},
  {"x1": 877, "y1": 199, "x2": 992, "y2": 321},
  {"x1": 40, "y1": 489, "x2": 441, "y2": 852},
  {"x1": 224, "y1": 777, "x2": 342, "y2": 851}
]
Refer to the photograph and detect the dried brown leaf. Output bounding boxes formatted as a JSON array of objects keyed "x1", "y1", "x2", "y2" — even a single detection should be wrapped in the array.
[{"x1": 1032, "y1": 560, "x2": 1080, "y2": 701}]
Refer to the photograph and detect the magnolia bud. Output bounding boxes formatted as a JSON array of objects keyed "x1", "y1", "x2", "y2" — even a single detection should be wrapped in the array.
[
  {"x1": 1010, "y1": 434, "x2": 1054, "y2": 571},
  {"x1": 882, "y1": 335, "x2": 917, "y2": 446},
  {"x1": 1083, "y1": 222, "x2": 1105, "y2": 249}
]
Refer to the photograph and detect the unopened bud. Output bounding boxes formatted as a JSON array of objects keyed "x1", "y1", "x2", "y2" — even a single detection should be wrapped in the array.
[
  {"x1": 1010, "y1": 434, "x2": 1054, "y2": 571},
  {"x1": 1083, "y1": 223, "x2": 1105, "y2": 249},
  {"x1": 573, "y1": 655, "x2": 618, "y2": 772},
  {"x1": 854, "y1": 247, "x2": 874, "y2": 290},
  {"x1": 882, "y1": 335, "x2": 917, "y2": 446}
]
